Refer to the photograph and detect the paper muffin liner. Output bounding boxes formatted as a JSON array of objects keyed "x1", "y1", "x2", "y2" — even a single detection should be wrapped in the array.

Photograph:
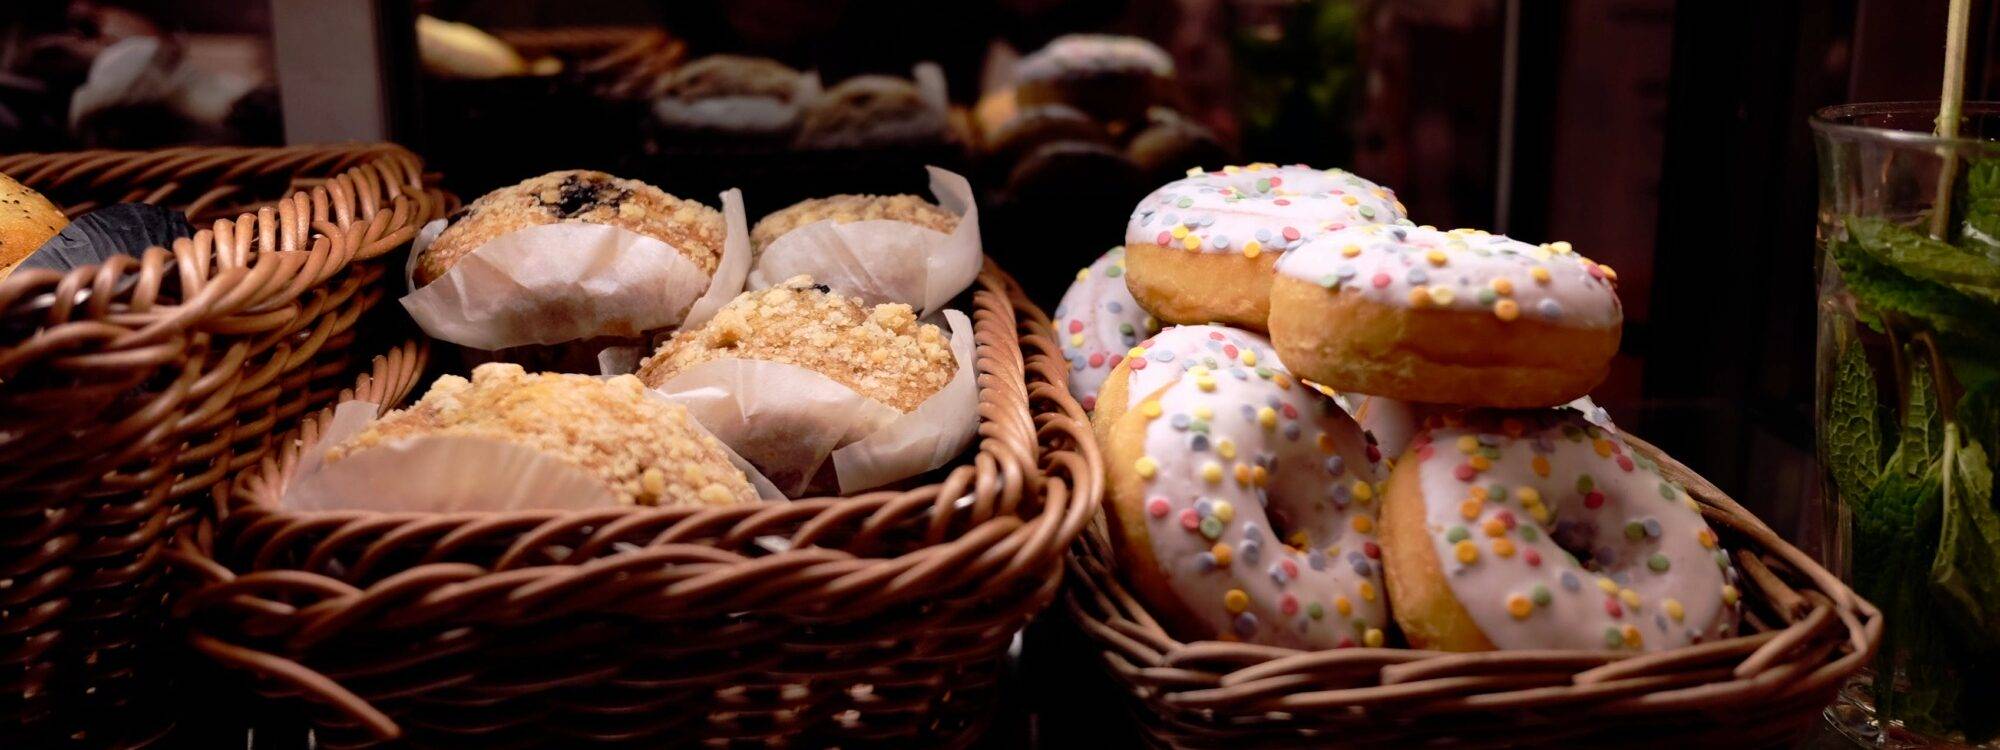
[
  {"x1": 627, "y1": 308, "x2": 978, "y2": 497},
  {"x1": 746, "y1": 166, "x2": 982, "y2": 317},
  {"x1": 401, "y1": 187, "x2": 753, "y2": 353},
  {"x1": 281, "y1": 390, "x2": 783, "y2": 514}
]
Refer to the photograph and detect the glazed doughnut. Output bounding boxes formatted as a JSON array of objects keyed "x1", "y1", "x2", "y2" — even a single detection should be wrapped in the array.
[
  {"x1": 1014, "y1": 34, "x2": 1173, "y2": 126},
  {"x1": 1103, "y1": 358, "x2": 1392, "y2": 648},
  {"x1": 1054, "y1": 247, "x2": 1159, "y2": 411},
  {"x1": 1124, "y1": 163, "x2": 1408, "y2": 330},
  {"x1": 1091, "y1": 324, "x2": 1280, "y2": 447},
  {"x1": 1379, "y1": 411, "x2": 1741, "y2": 651},
  {"x1": 1269, "y1": 225, "x2": 1622, "y2": 408}
]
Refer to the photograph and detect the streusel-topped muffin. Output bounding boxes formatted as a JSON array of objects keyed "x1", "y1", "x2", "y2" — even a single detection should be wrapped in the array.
[
  {"x1": 636, "y1": 275, "x2": 955, "y2": 410},
  {"x1": 327, "y1": 363, "x2": 756, "y2": 507}
]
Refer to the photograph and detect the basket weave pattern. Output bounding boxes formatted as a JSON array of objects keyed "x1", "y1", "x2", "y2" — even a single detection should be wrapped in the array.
[
  {"x1": 172, "y1": 265, "x2": 1098, "y2": 748},
  {"x1": 0, "y1": 145, "x2": 439, "y2": 741},
  {"x1": 1065, "y1": 432, "x2": 1880, "y2": 748}
]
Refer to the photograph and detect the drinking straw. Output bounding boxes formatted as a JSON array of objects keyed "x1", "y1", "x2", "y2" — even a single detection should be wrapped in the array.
[{"x1": 1932, "y1": 0, "x2": 1972, "y2": 239}]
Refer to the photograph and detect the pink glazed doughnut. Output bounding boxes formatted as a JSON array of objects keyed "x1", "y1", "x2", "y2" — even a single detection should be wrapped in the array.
[
  {"x1": 1380, "y1": 411, "x2": 1741, "y2": 652},
  {"x1": 1122, "y1": 163, "x2": 1408, "y2": 330},
  {"x1": 1102, "y1": 358, "x2": 1392, "y2": 648},
  {"x1": 1054, "y1": 247, "x2": 1160, "y2": 411},
  {"x1": 1091, "y1": 324, "x2": 1281, "y2": 448}
]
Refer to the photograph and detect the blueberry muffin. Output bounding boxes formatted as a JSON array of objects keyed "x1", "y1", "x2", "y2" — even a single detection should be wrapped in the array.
[
  {"x1": 416, "y1": 170, "x2": 724, "y2": 287},
  {"x1": 327, "y1": 363, "x2": 757, "y2": 508}
]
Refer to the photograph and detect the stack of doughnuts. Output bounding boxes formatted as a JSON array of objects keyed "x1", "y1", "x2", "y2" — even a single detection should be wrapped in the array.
[{"x1": 1059, "y1": 163, "x2": 1742, "y2": 654}]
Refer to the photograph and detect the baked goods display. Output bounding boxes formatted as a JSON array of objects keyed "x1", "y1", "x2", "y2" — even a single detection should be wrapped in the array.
[
  {"x1": 1053, "y1": 246, "x2": 1158, "y2": 411},
  {"x1": 1380, "y1": 410, "x2": 1740, "y2": 651},
  {"x1": 1124, "y1": 163, "x2": 1408, "y2": 329},
  {"x1": 1269, "y1": 224, "x2": 1623, "y2": 407},
  {"x1": 1065, "y1": 158, "x2": 1741, "y2": 656},
  {"x1": 400, "y1": 169, "x2": 750, "y2": 362},
  {"x1": 1126, "y1": 107, "x2": 1231, "y2": 185},
  {"x1": 300, "y1": 363, "x2": 758, "y2": 511},
  {"x1": 636, "y1": 274, "x2": 977, "y2": 496},
  {"x1": 0, "y1": 172, "x2": 70, "y2": 278},
  {"x1": 744, "y1": 167, "x2": 982, "y2": 314}
]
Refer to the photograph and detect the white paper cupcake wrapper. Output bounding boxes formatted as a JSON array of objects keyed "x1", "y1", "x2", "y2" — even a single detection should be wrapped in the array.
[
  {"x1": 281, "y1": 391, "x2": 783, "y2": 514},
  {"x1": 746, "y1": 166, "x2": 982, "y2": 316},
  {"x1": 635, "y1": 308, "x2": 979, "y2": 497},
  {"x1": 401, "y1": 188, "x2": 753, "y2": 351}
]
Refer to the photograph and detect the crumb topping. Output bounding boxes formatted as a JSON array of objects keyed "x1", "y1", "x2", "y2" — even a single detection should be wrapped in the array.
[
  {"x1": 326, "y1": 363, "x2": 756, "y2": 508},
  {"x1": 749, "y1": 194, "x2": 958, "y2": 251},
  {"x1": 636, "y1": 276, "x2": 956, "y2": 411},
  {"x1": 417, "y1": 170, "x2": 725, "y2": 286}
]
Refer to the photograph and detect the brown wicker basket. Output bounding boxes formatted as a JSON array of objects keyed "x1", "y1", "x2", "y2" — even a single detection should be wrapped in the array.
[
  {"x1": 1065, "y1": 431, "x2": 1881, "y2": 748},
  {"x1": 0, "y1": 144, "x2": 442, "y2": 744},
  {"x1": 170, "y1": 262, "x2": 1099, "y2": 748}
]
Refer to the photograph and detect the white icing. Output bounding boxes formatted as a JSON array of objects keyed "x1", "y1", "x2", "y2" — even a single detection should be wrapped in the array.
[
  {"x1": 1410, "y1": 413, "x2": 1740, "y2": 651},
  {"x1": 1274, "y1": 224, "x2": 1622, "y2": 329},
  {"x1": 1016, "y1": 34, "x2": 1174, "y2": 81},
  {"x1": 1132, "y1": 363, "x2": 1390, "y2": 648},
  {"x1": 1121, "y1": 325, "x2": 1280, "y2": 410},
  {"x1": 1125, "y1": 163, "x2": 1408, "y2": 258},
  {"x1": 1054, "y1": 247, "x2": 1159, "y2": 411}
]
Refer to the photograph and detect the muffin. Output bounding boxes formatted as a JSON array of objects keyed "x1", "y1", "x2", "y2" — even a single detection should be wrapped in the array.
[
  {"x1": 1, "y1": 172, "x2": 69, "y2": 278},
  {"x1": 652, "y1": 54, "x2": 809, "y2": 141},
  {"x1": 637, "y1": 275, "x2": 955, "y2": 411},
  {"x1": 1014, "y1": 34, "x2": 1174, "y2": 127},
  {"x1": 795, "y1": 75, "x2": 947, "y2": 150},
  {"x1": 327, "y1": 363, "x2": 757, "y2": 508},
  {"x1": 416, "y1": 170, "x2": 724, "y2": 287},
  {"x1": 750, "y1": 194, "x2": 959, "y2": 254}
]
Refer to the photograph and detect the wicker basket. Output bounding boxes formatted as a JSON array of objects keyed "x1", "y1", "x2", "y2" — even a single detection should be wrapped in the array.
[
  {"x1": 170, "y1": 262, "x2": 1099, "y2": 748},
  {"x1": 1064, "y1": 431, "x2": 1880, "y2": 748},
  {"x1": 0, "y1": 144, "x2": 442, "y2": 744}
]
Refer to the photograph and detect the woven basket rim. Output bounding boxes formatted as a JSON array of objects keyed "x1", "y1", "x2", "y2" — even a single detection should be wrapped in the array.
[
  {"x1": 1064, "y1": 423, "x2": 1882, "y2": 740},
  {"x1": 0, "y1": 143, "x2": 436, "y2": 359}
]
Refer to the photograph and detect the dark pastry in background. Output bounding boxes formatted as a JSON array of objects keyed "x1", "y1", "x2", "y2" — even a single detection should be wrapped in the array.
[
  {"x1": 1013, "y1": 34, "x2": 1174, "y2": 131},
  {"x1": 981, "y1": 103, "x2": 1109, "y2": 174},
  {"x1": 795, "y1": 75, "x2": 947, "y2": 150},
  {"x1": 652, "y1": 54, "x2": 811, "y2": 144},
  {"x1": 1125, "y1": 107, "x2": 1230, "y2": 184}
]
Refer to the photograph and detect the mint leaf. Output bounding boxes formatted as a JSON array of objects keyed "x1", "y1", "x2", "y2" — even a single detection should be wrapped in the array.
[
  {"x1": 1897, "y1": 353, "x2": 1945, "y2": 478},
  {"x1": 1827, "y1": 337, "x2": 1884, "y2": 503},
  {"x1": 1848, "y1": 216, "x2": 2000, "y2": 290},
  {"x1": 1931, "y1": 431, "x2": 2000, "y2": 647},
  {"x1": 1955, "y1": 158, "x2": 2000, "y2": 253},
  {"x1": 1832, "y1": 236, "x2": 2000, "y2": 352}
]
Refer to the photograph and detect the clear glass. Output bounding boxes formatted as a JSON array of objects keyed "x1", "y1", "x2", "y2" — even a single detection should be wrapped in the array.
[{"x1": 1812, "y1": 102, "x2": 2000, "y2": 750}]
